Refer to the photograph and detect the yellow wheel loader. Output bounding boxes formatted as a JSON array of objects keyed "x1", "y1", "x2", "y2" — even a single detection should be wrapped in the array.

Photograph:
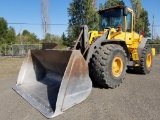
[{"x1": 13, "y1": 5, "x2": 153, "y2": 118}]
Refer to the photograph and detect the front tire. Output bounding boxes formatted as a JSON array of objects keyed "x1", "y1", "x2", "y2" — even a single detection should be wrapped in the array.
[
  {"x1": 89, "y1": 44, "x2": 127, "y2": 88},
  {"x1": 139, "y1": 46, "x2": 152, "y2": 74}
]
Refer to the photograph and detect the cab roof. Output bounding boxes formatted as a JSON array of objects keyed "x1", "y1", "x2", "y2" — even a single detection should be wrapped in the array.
[
  {"x1": 98, "y1": 5, "x2": 133, "y2": 13},
  {"x1": 98, "y1": 5, "x2": 124, "y2": 13}
]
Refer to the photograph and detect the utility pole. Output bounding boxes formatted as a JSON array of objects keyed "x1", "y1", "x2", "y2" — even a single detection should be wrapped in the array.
[
  {"x1": 41, "y1": 0, "x2": 50, "y2": 41},
  {"x1": 152, "y1": 15, "x2": 154, "y2": 40}
]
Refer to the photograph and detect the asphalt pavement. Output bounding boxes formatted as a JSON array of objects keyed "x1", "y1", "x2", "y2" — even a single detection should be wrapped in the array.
[{"x1": 0, "y1": 56, "x2": 160, "y2": 120}]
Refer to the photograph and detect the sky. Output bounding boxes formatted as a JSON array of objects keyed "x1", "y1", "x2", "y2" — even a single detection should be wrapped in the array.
[{"x1": 0, "y1": 0, "x2": 159, "y2": 39}]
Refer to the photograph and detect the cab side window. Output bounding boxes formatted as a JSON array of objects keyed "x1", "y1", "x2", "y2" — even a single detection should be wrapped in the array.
[{"x1": 126, "y1": 12, "x2": 132, "y2": 32}]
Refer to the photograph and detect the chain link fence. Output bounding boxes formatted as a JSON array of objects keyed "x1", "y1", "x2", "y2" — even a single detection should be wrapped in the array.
[
  {"x1": 148, "y1": 44, "x2": 160, "y2": 55},
  {"x1": 0, "y1": 44, "x2": 42, "y2": 57},
  {"x1": 0, "y1": 44, "x2": 160, "y2": 57}
]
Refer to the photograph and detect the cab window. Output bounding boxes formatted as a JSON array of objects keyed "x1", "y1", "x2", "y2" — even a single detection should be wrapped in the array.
[{"x1": 126, "y1": 12, "x2": 132, "y2": 32}]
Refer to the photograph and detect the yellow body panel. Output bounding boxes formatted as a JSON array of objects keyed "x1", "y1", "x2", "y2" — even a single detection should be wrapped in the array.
[
  {"x1": 88, "y1": 6, "x2": 154, "y2": 65},
  {"x1": 152, "y1": 48, "x2": 155, "y2": 56},
  {"x1": 89, "y1": 29, "x2": 142, "y2": 61},
  {"x1": 89, "y1": 31, "x2": 100, "y2": 44}
]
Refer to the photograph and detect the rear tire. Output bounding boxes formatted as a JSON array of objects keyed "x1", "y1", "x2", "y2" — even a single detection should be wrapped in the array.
[
  {"x1": 139, "y1": 46, "x2": 152, "y2": 74},
  {"x1": 89, "y1": 44, "x2": 127, "y2": 88}
]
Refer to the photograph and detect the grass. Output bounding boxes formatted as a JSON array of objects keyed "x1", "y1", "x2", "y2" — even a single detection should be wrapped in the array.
[{"x1": 0, "y1": 57, "x2": 24, "y2": 79}]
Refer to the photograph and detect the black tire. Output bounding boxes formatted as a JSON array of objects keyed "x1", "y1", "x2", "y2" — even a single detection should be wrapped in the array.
[
  {"x1": 139, "y1": 46, "x2": 152, "y2": 74},
  {"x1": 89, "y1": 44, "x2": 127, "y2": 88}
]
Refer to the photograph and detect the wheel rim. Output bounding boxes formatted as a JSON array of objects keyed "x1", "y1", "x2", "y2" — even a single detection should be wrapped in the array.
[
  {"x1": 112, "y1": 56, "x2": 123, "y2": 77},
  {"x1": 146, "y1": 54, "x2": 152, "y2": 68}
]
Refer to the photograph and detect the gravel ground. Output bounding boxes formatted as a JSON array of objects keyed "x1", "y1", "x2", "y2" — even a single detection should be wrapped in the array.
[{"x1": 0, "y1": 56, "x2": 160, "y2": 120}]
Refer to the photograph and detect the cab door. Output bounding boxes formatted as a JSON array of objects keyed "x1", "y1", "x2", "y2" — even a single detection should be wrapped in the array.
[{"x1": 125, "y1": 11, "x2": 133, "y2": 45}]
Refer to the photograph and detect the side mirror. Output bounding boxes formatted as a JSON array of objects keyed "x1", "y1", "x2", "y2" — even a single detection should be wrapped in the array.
[{"x1": 123, "y1": 6, "x2": 128, "y2": 16}]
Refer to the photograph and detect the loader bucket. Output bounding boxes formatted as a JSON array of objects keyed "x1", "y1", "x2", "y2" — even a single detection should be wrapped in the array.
[{"x1": 12, "y1": 50, "x2": 92, "y2": 118}]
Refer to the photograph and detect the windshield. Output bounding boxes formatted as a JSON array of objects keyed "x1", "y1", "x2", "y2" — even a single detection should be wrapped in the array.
[{"x1": 99, "y1": 8, "x2": 123, "y2": 31}]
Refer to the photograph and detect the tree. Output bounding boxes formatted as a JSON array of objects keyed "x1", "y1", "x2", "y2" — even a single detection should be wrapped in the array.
[
  {"x1": 60, "y1": 32, "x2": 72, "y2": 47},
  {"x1": 16, "y1": 30, "x2": 39, "y2": 44},
  {"x1": 28, "y1": 33, "x2": 39, "y2": 44},
  {"x1": 104, "y1": 0, "x2": 121, "y2": 8},
  {"x1": 136, "y1": 8, "x2": 151, "y2": 37},
  {"x1": 22, "y1": 30, "x2": 30, "y2": 36},
  {"x1": 51, "y1": 35, "x2": 62, "y2": 45},
  {"x1": 68, "y1": 0, "x2": 98, "y2": 41},
  {"x1": 0, "y1": 17, "x2": 8, "y2": 44},
  {"x1": 61, "y1": 32, "x2": 68, "y2": 46},
  {"x1": 99, "y1": 3, "x2": 104, "y2": 10},
  {"x1": 6, "y1": 26, "x2": 16, "y2": 44},
  {"x1": 44, "y1": 33, "x2": 52, "y2": 42},
  {"x1": 128, "y1": 0, "x2": 151, "y2": 37},
  {"x1": 0, "y1": 18, "x2": 16, "y2": 45},
  {"x1": 42, "y1": 33, "x2": 62, "y2": 46}
]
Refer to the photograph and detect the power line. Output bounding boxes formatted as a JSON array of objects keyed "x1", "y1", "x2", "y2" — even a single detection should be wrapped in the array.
[{"x1": 8, "y1": 23, "x2": 68, "y2": 25}]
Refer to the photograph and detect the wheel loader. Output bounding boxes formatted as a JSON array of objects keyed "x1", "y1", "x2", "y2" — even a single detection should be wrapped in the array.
[{"x1": 13, "y1": 5, "x2": 153, "y2": 118}]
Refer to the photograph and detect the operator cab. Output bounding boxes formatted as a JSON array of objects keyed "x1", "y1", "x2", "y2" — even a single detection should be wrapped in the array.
[{"x1": 98, "y1": 6, "x2": 133, "y2": 33}]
